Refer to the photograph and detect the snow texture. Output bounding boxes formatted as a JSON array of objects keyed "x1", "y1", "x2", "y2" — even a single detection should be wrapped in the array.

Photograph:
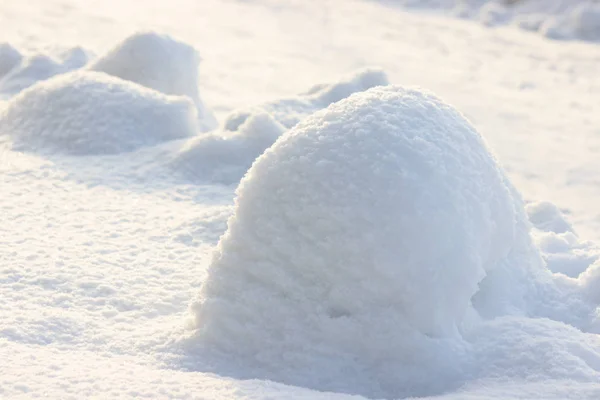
[
  {"x1": 223, "y1": 68, "x2": 389, "y2": 130},
  {"x1": 89, "y1": 32, "x2": 217, "y2": 132},
  {"x1": 187, "y1": 85, "x2": 547, "y2": 399},
  {"x1": 172, "y1": 112, "x2": 285, "y2": 184},
  {"x1": 0, "y1": 71, "x2": 198, "y2": 155}
]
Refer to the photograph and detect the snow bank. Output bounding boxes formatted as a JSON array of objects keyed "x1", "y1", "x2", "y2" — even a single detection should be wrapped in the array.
[
  {"x1": 172, "y1": 112, "x2": 285, "y2": 184},
  {"x1": 187, "y1": 85, "x2": 543, "y2": 398},
  {"x1": 0, "y1": 71, "x2": 197, "y2": 155},
  {"x1": 0, "y1": 43, "x2": 21, "y2": 79},
  {"x1": 89, "y1": 32, "x2": 217, "y2": 132},
  {"x1": 223, "y1": 68, "x2": 389, "y2": 130}
]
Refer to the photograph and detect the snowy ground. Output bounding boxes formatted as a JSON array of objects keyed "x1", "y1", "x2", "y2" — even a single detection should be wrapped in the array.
[{"x1": 1, "y1": 0, "x2": 600, "y2": 399}]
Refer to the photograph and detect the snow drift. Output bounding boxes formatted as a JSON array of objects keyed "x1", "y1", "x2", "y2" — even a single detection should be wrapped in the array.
[
  {"x1": 89, "y1": 32, "x2": 217, "y2": 132},
  {"x1": 187, "y1": 85, "x2": 548, "y2": 398},
  {"x1": 172, "y1": 112, "x2": 285, "y2": 185},
  {"x1": 223, "y1": 68, "x2": 389, "y2": 131},
  {"x1": 0, "y1": 71, "x2": 197, "y2": 155}
]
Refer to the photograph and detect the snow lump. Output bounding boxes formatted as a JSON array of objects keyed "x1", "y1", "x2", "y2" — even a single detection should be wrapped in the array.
[
  {"x1": 0, "y1": 71, "x2": 198, "y2": 155},
  {"x1": 89, "y1": 32, "x2": 217, "y2": 132},
  {"x1": 187, "y1": 85, "x2": 541, "y2": 398}
]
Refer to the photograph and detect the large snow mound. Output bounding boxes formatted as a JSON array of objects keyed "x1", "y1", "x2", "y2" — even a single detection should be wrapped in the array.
[
  {"x1": 223, "y1": 68, "x2": 389, "y2": 130},
  {"x1": 0, "y1": 71, "x2": 197, "y2": 155},
  {"x1": 89, "y1": 32, "x2": 217, "y2": 132},
  {"x1": 186, "y1": 85, "x2": 543, "y2": 399},
  {"x1": 172, "y1": 112, "x2": 285, "y2": 184}
]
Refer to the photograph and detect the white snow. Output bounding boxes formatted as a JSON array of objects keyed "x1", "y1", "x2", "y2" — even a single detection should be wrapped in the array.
[
  {"x1": 1, "y1": 0, "x2": 600, "y2": 399},
  {"x1": 89, "y1": 32, "x2": 217, "y2": 132},
  {"x1": 0, "y1": 71, "x2": 198, "y2": 155},
  {"x1": 172, "y1": 112, "x2": 285, "y2": 184}
]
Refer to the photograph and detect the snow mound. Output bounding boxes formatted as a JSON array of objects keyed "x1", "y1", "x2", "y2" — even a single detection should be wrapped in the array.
[
  {"x1": 0, "y1": 71, "x2": 197, "y2": 155},
  {"x1": 223, "y1": 68, "x2": 388, "y2": 130},
  {"x1": 89, "y1": 32, "x2": 217, "y2": 132},
  {"x1": 0, "y1": 49, "x2": 89, "y2": 97},
  {"x1": 187, "y1": 86, "x2": 540, "y2": 399},
  {"x1": 173, "y1": 112, "x2": 285, "y2": 184},
  {"x1": 0, "y1": 43, "x2": 22, "y2": 79}
]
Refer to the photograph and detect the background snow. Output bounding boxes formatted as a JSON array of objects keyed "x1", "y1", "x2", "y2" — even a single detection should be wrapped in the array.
[
  {"x1": 0, "y1": 71, "x2": 198, "y2": 155},
  {"x1": 0, "y1": 0, "x2": 600, "y2": 398},
  {"x1": 383, "y1": 0, "x2": 600, "y2": 42}
]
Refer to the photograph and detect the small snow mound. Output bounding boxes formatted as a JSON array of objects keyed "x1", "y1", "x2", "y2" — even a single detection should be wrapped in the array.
[
  {"x1": 569, "y1": 3, "x2": 600, "y2": 41},
  {"x1": 173, "y1": 112, "x2": 285, "y2": 184},
  {"x1": 0, "y1": 71, "x2": 197, "y2": 155},
  {"x1": 89, "y1": 32, "x2": 217, "y2": 132},
  {"x1": 0, "y1": 43, "x2": 22, "y2": 79},
  {"x1": 527, "y1": 201, "x2": 574, "y2": 234},
  {"x1": 188, "y1": 86, "x2": 535, "y2": 398},
  {"x1": 305, "y1": 68, "x2": 389, "y2": 106},
  {"x1": 223, "y1": 68, "x2": 389, "y2": 130}
]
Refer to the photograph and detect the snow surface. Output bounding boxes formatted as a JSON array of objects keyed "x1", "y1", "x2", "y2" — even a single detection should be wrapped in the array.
[
  {"x1": 0, "y1": 71, "x2": 198, "y2": 155},
  {"x1": 1, "y1": 0, "x2": 600, "y2": 399}
]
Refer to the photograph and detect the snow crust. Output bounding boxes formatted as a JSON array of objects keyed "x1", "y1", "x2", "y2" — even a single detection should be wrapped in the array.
[
  {"x1": 187, "y1": 85, "x2": 552, "y2": 398},
  {"x1": 89, "y1": 32, "x2": 217, "y2": 132},
  {"x1": 0, "y1": 71, "x2": 198, "y2": 155}
]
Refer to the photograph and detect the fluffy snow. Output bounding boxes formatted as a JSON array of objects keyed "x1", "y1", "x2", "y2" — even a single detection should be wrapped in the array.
[
  {"x1": 1, "y1": 0, "x2": 600, "y2": 399},
  {"x1": 0, "y1": 71, "x2": 198, "y2": 155},
  {"x1": 185, "y1": 86, "x2": 587, "y2": 399},
  {"x1": 89, "y1": 32, "x2": 217, "y2": 132},
  {"x1": 172, "y1": 112, "x2": 285, "y2": 184}
]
